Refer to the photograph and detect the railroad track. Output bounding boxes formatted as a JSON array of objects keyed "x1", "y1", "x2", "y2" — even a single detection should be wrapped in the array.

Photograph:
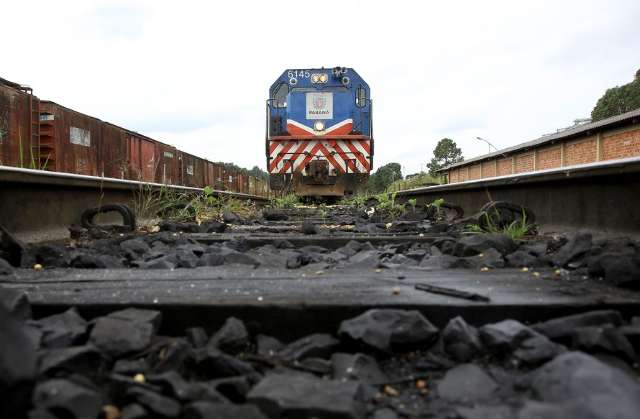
[
  {"x1": 0, "y1": 165, "x2": 268, "y2": 243},
  {"x1": 2, "y1": 183, "x2": 640, "y2": 418}
]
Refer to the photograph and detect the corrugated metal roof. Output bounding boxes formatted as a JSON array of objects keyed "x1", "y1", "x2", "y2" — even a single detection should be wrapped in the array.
[{"x1": 438, "y1": 107, "x2": 640, "y2": 172}]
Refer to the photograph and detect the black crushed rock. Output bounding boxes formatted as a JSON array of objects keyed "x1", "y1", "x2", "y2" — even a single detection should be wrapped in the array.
[
  {"x1": 588, "y1": 253, "x2": 640, "y2": 288},
  {"x1": 247, "y1": 372, "x2": 366, "y2": 419},
  {"x1": 571, "y1": 326, "x2": 637, "y2": 363},
  {"x1": 256, "y1": 334, "x2": 284, "y2": 357},
  {"x1": 38, "y1": 345, "x2": 104, "y2": 376},
  {"x1": 0, "y1": 304, "x2": 38, "y2": 417},
  {"x1": 32, "y1": 308, "x2": 88, "y2": 349},
  {"x1": 331, "y1": 352, "x2": 388, "y2": 384},
  {"x1": 437, "y1": 363, "x2": 498, "y2": 403},
  {"x1": 276, "y1": 333, "x2": 340, "y2": 362},
  {"x1": 552, "y1": 231, "x2": 592, "y2": 267},
  {"x1": 0, "y1": 257, "x2": 13, "y2": 275},
  {"x1": 532, "y1": 310, "x2": 624, "y2": 342},
  {"x1": 8, "y1": 202, "x2": 638, "y2": 292},
  {"x1": 183, "y1": 401, "x2": 268, "y2": 419},
  {"x1": 107, "y1": 307, "x2": 162, "y2": 333},
  {"x1": 89, "y1": 316, "x2": 154, "y2": 357},
  {"x1": 452, "y1": 234, "x2": 517, "y2": 257},
  {"x1": 442, "y1": 316, "x2": 482, "y2": 362},
  {"x1": 208, "y1": 317, "x2": 250, "y2": 354},
  {"x1": 526, "y1": 351, "x2": 640, "y2": 419},
  {"x1": 32, "y1": 377, "x2": 103, "y2": 419},
  {"x1": 0, "y1": 287, "x2": 32, "y2": 320},
  {"x1": 2, "y1": 286, "x2": 640, "y2": 418},
  {"x1": 4, "y1": 202, "x2": 640, "y2": 417},
  {"x1": 338, "y1": 309, "x2": 439, "y2": 353},
  {"x1": 126, "y1": 385, "x2": 182, "y2": 418},
  {"x1": 0, "y1": 224, "x2": 25, "y2": 267},
  {"x1": 479, "y1": 319, "x2": 564, "y2": 364}
]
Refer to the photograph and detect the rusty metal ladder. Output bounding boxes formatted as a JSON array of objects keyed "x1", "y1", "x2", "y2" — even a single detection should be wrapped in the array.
[
  {"x1": 28, "y1": 95, "x2": 41, "y2": 168},
  {"x1": 38, "y1": 106, "x2": 56, "y2": 171}
]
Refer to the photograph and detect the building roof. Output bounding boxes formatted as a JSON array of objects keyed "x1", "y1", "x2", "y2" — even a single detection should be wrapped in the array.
[{"x1": 437, "y1": 107, "x2": 640, "y2": 172}]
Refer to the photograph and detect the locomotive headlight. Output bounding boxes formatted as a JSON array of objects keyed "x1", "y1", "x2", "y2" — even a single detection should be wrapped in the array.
[
  {"x1": 314, "y1": 121, "x2": 325, "y2": 131},
  {"x1": 311, "y1": 74, "x2": 320, "y2": 83},
  {"x1": 319, "y1": 73, "x2": 328, "y2": 83}
]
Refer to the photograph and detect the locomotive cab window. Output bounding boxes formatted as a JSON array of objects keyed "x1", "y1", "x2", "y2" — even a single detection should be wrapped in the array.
[
  {"x1": 356, "y1": 86, "x2": 366, "y2": 107},
  {"x1": 273, "y1": 83, "x2": 288, "y2": 108}
]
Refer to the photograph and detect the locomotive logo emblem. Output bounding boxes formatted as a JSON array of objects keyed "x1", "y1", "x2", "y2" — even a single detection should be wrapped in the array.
[
  {"x1": 306, "y1": 92, "x2": 333, "y2": 120},
  {"x1": 313, "y1": 96, "x2": 326, "y2": 109}
]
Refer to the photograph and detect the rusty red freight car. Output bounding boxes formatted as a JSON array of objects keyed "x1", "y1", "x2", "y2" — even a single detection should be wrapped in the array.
[
  {"x1": 179, "y1": 152, "x2": 206, "y2": 188},
  {"x1": 100, "y1": 123, "x2": 128, "y2": 179},
  {"x1": 125, "y1": 130, "x2": 157, "y2": 182},
  {"x1": 154, "y1": 142, "x2": 178, "y2": 185},
  {"x1": 0, "y1": 78, "x2": 40, "y2": 168},
  {"x1": 39, "y1": 101, "x2": 101, "y2": 176},
  {"x1": 2, "y1": 75, "x2": 270, "y2": 196}
]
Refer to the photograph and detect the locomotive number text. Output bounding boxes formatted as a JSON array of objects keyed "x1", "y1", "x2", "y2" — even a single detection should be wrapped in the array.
[{"x1": 288, "y1": 70, "x2": 310, "y2": 79}]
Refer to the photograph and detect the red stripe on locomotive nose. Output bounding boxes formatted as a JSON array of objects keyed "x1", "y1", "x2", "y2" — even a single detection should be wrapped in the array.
[
  {"x1": 287, "y1": 124, "x2": 313, "y2": 136},
  {"x1": 328, "y1": 141, "x2": 357, "y2": 173},
  {"x1": 358, "y1": 139, "x2": 370, "y2": 154},
  {"x1": 269, "y1": 141, "x2": 279, "y2": 155},
  {"x1": 280, "y1": 141, "x2": 310, "y2": 173},
  {"x1": 269, "y1": 141, "x2": 295, "y2": 172},
  {"x1": 344, "y1": 141, "x2": 370, "y2": 172},
  {"x1": 292, "y1": 143, "x2": 323, "y2": 174},
  {"x1": 316, "y1": 143, "x2": 346, "y2": 174}
]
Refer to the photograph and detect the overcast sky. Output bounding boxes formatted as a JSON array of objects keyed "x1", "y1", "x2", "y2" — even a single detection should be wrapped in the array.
[{"x1": 2, "y1": 0, "x2": 639, "y2": 175}]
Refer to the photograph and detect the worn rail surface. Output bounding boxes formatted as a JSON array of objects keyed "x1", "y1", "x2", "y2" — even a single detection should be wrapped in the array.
[
  {"x1": 396, "y1": 156, "x2": 640, "y2": 235},
  {"x1": 0, "y1": 165, "x2": 268, "y2": 242}
]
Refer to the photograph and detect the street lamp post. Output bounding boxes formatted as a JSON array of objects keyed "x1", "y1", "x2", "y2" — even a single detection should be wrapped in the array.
[{"x1": 476, "y1": 137, "x2": 498, "y2": 153}]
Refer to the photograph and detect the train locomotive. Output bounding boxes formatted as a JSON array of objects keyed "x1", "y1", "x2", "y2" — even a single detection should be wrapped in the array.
[{"x1": 266, "y1": 67, "x2": 373, "y2": 197}]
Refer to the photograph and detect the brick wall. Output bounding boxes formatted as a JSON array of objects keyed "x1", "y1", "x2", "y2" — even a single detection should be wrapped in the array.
[
  {"x1": 565, "y1": 136, "x2": 596, "y2": 166},
  {"x1": 515, "y1": 152, "x2": 534, "y2": 173},
  {"x1": 602, "y1": 130, "x2": 640, "y2": 160},
  {"x1": 444, "y1": 123, "x2": 640, "y2": 184},
  {"x1": 459, "y1": 167, "x2": 468, "y2": 182},
  {"x1": 468, "y1": 163, "x2": 482, "y2": 180},
  {"x1": 497, "y1": 158, "x2": 512, "y2": 176},
  {"x1": 537, "y1": 145, "x2": 562, "y2": 170},
  {"x1": 481, "y1": 160, "x2": 496, "y2": 178}
]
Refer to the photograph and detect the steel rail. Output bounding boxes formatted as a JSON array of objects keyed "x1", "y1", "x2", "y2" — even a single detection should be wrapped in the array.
[
  {"x1": 0, "y1": 166, "x2": 268, "y2": 242},
  {"x1": 395, "y1": 156, "x2": 640, "y2": 235}
]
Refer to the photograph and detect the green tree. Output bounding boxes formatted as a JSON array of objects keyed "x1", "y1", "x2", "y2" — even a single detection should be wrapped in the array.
[
  {"x1": 591, "y1": 69, "x2": 640, "y2": 121},
  {"x1": 427, "y1": 138, "x2": 463, "y2": 176},
  {"x1": 368, "y1": 162, "x2": 402, "y2": 192}
]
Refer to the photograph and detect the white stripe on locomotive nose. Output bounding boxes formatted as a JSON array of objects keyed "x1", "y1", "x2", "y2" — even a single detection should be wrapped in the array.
[
  {"x1": 286, "y1": 118, "x2": 353, "y2": 135},
  {"x1": 351, "y1": 139, "x2": 370, "y2": 171},
  {"x1": 333, "y1": 139, "x2": 359, "y2": 173},
  {"x1": 292, "y1": 141, "x2": 316, "y2": 172},
  {"x1": 333, "y1": 140, "x2": 354, "y2": 173},
  {"x1": 324, "y1": 118, "x2": 353, "y2": 134},
  {"x1": 328, "y1": 141, "x2": 347, "y2": 172},
  {"x1": 269, "y1": 142, "x2": 286, "y2": 172}
]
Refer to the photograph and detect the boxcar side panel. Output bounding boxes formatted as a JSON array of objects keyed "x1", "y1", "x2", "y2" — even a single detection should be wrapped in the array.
[
  {"x1": 0, "y1": 83, "x2": 37, "y2": 168},
  {"x1": 100, "y1": 123, "x2": 127, "y2": 179},
  {"x1": 155, "y1": 143, "x2": 178, "y2": 185},
  {"x1": 127, "y1": 134, "x2": 156, "y2": 182},
  {"x1": 40, "y1": 102, "x2": 100, "y2": 176}
]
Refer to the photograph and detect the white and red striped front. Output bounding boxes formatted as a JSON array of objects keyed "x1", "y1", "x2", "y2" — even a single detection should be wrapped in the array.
[{"x1": 268, "y1": 137, "x2": 371, "y2": 175}]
